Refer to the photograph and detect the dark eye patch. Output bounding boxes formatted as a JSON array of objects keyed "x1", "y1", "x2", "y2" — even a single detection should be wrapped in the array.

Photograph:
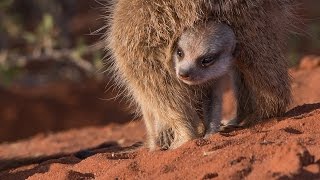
[{"x1": 197, "y1": 52, "x2": 221, "y2": 67}]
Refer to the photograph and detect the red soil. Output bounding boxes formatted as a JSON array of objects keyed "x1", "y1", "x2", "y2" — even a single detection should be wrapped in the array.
[
  {"x1": 0, "y1": 80, "x2": 132, "y2": 142},
  {"x1": 0, "y1": 56, "x2": 320, "y2": 179}
]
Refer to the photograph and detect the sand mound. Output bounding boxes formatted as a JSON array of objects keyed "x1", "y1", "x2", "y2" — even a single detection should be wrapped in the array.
[{"x1": 0, "y1": 57, "x2": 320, "y2": 179}]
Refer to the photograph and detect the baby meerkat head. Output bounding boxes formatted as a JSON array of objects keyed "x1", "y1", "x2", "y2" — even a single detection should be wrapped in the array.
[{"x1": 173, "y1": 21, "x2": 236, "y2": 85}]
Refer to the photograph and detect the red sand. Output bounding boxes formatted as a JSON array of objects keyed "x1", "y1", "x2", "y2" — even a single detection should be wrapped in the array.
[{"x1": 0, "y1": 56, "x2": 320, "y2": 179}]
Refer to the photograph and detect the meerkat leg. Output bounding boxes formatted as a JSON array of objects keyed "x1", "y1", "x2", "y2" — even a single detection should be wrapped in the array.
[
  {"x1": 141, "y1": 107, "x2": 157, "y2": 150},
  {"x1": 137, "y1": 86, "x2": 202, "y2": 150},
  {"x1": 232, "y1": 68, "x2": 254, "y2": 124},
  {"x1": 141, "y1": 106, "x2": 171, "y2": 150},
  {"x1": 220, "y1": 68, "x2": 254, "y2": 132},
  {"x1": 203, "y1": 78, "x2": 224, "y2": 137},
  {"x1": 221, "y1": 62, "x2": 291, "y2": 132},
  {"x1": 244, "y1": 65, "x2": 291, "y2": 123},
  {"x1": 156, "y1": 110, "x2": 201, "y2": 149},
  {"x1": 141, "y1": 113, "x2": 194, "y2": 150},
  {"x1": 151, "y1": 118, "x2": 174, "y2": 150},
  {"x1": 169, "y1": 121, "x2": 199, "y2": 149},
  {"x1": 142, "y1": 109, "x2": 179, "y2": 150}
]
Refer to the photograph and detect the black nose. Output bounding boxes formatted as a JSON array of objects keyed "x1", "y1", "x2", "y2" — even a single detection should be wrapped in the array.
[{"x1": 178, "y1": 69, "x2": 191, "y2": 79}]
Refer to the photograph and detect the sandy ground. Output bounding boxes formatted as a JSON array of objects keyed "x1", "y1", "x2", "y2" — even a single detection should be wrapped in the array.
[
  {"x1": 0, "y1": 56, "x2": 319, "y2": 179},
  {"x1": 0, "y1": 79, "x2": 132, "y2": 142}
]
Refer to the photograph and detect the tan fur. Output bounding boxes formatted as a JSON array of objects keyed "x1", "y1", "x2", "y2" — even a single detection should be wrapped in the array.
[{"x1": 105, "y1": 0, "x2": 297, "y2": 150}]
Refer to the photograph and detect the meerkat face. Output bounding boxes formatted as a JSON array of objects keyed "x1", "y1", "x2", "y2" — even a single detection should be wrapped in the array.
[{"x1": 173, "y1": 22, "x2": 236, "y2": 85}]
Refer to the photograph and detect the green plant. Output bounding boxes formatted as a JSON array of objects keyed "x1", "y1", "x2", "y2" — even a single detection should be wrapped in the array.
[{"x1": 23, "y1": 14, "x2": 56, "y2": 52}]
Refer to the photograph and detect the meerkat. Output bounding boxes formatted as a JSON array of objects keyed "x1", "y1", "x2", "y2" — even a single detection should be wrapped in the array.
[
  {"x1": 173, "y1": 21, "x2": 236, "y2": 136},
  {"x1": 106, "y1": 0, "x2": 296, "y2": 150}
]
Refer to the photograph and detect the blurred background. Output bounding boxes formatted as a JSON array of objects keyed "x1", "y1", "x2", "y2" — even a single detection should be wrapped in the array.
[{"x1": 0, "y1": 0, "x2": 319, "y2": 143}]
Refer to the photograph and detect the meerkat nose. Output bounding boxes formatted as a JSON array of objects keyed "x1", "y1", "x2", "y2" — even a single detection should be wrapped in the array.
[{"x1": 178, "y1": 69, "x2": 191, "y2": 80}]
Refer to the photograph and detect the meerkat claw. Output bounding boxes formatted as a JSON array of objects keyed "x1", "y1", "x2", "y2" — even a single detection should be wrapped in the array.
[{"x1": 158, "y1": 128, "x2": 175, "y2": 150}]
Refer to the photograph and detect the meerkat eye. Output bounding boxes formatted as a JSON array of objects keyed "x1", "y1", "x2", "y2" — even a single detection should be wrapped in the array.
[
  {"x1": 200, "y1": 52, "x2": 221, "y2": 67},
  {"x1": 176, "y1": 48, "x2": 184, "y2": 58},
  {"x1": 201, "y1": 57, "x2": 214, "y2": 67}
]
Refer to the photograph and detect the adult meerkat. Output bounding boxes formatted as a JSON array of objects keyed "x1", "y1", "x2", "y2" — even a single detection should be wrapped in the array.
[
  {"x1": 106, "y1": 1, "x2": 296, "y2": 150},
  {"x1": 173, "y1": 21, "x2": 236, "y2": 136}
]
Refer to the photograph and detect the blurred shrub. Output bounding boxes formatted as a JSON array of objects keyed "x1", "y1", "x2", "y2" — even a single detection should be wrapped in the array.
[
  {"x1": 23, "y1": 14, "x2": 56, "y2": 54},
  {"x1": 0, "y1": 0, "x2": 319, "y2": 85},
  {"x1": 0, "y1": 0, "x2": 106, "y2": 86}
]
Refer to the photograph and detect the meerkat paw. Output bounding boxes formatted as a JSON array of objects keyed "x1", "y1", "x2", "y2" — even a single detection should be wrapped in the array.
[
  {"x1": 158, "y1": 128, "x2": 175, "y2": 150},
  {"x1": 158, "y1": 127, "x2": 197, "y2": 149},
  {"x1": 170, "y1": 131, "x2": 196, "y2": 149},
  {"x1": 219, "y1": 118, "x2": 242, "y2": 133},
  {"x1": 204, "y1": 130, "x2": 219, "y2": 139},
  {"x1": 203, "y1": 122, "x2": 220, "y2": 138}
]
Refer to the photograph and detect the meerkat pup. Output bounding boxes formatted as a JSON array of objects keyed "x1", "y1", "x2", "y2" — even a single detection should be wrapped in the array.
[{"x1": 173, "y1": 21, "x2": 236, "y2": 136}]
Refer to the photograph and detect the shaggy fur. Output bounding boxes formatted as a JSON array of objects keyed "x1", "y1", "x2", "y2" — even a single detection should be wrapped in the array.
[{"x1": 105, "y1": 0, "x2": 297, "y2": 150}]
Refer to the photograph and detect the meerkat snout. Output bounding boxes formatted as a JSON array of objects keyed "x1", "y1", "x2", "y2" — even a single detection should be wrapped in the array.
[
  {"x1": 178, "y1": 68, "x2": 191, "y2": 80},
  {"x1": 174, "y1": 21, "x2": 236, "y2": 85}
]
